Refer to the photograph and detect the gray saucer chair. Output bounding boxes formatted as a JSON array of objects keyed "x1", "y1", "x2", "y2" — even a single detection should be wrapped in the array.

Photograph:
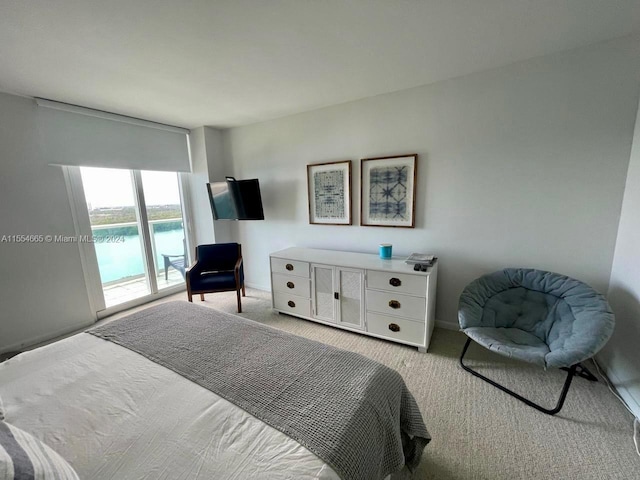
[{"x1": 458, "y1": 268, "x2": 615, "y2": 415}]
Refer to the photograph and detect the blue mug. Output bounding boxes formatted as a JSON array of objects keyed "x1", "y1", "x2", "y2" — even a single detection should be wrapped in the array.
[{"x1": 379, "y1": 244, "x2": 392, "y2": 259}]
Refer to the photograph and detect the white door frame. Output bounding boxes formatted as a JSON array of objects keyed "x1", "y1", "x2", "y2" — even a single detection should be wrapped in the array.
[{"x1": 64, "y1": 166, "x2": 190, "y2": 320}]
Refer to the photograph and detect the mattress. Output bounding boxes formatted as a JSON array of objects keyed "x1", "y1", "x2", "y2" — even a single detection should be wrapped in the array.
[{"x1": 0, "y1": 332, "x2": 339, "y2": 479}]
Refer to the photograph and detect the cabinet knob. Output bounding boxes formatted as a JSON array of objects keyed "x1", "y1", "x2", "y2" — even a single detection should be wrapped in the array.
[
  {"x1": 286, "y1": 281, "x2": 295, "y2": 289},
  {"x1": 389, "y1": 277, "x2": 401, "y2": 287},
  {"x1": 285, "y1": 263, "x2": 294, "y2": 271},
  {"x1": 287, "y1": 300, "x2": 296, "y2": 308},
  {"x1": 388, "y1": 323, "x2": 400, "y2": 332},
  {"x1": 389, "y1": 300, "x2": 401, "y2": 309}
]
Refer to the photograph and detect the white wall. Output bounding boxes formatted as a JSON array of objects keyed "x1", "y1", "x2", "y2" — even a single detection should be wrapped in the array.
[
  {"x1": 187, "y1": 126, "x2": 235, "y2": 252},
  {"x1": 203, "y1": 127, "x2": 235, "y2": 244},
  {"x1": 600, "y1": 97, "x2": 640, "y2": 419},
  {"x1": 224, "y1": 36, "x2": 640, "y2": 327},
  {"x1": 0, "y1": 93, "x2": 94, "y2": 352},
  {"x1": 187, "y1": 127, "x2": 216, "y2": 249}
]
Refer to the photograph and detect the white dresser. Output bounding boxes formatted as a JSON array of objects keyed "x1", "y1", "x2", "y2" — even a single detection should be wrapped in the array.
[{"x1": 270, "y1": 247, "x2": 438, "y2": 352}]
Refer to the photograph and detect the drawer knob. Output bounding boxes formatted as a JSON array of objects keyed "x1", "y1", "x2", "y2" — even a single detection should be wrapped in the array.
[
  {"x1": 389, "y1": 300, "x2": 401, "y2": 309},
  {"x1": 285, "y1": 263, "x2": 294, "y2": 271},
  {"x1": 286, "y1": 281, "x2": 295, "y2": 289},
  {"x1": 287, "y1": 300, "x2": 296, "y2": 308},
  {"x1": 388, "y1": 323, "x2": 400, "y2": 332},
  {"x1": 389, "y1": 277, "x2": 401, "y2": 287}
]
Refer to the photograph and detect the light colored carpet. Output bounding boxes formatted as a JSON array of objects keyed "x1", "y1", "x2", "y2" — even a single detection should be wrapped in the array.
[{"x1": 109, "y1": 288, "x2": 640, "y2": 480}]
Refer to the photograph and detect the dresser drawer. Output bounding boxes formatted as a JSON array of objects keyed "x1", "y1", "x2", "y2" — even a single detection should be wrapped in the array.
[
  {"x1": 273, "y1": 292, "x2": 311, "y2": 317},
  {"x1": 366, "y1": 290, "x2": 426, "y2": 321},
  {"x1": 271, "y1": 258, "x2": 310, "y2": 278},
  {"x1": 272, "y1": 273, "x2": 311, "y2": 298},
  {"x1": 367, "y1": 313, "x2": 426, "y2": 346},
  {"x1": 367, "y1": 270, "x2": 427, "y2": 296}
]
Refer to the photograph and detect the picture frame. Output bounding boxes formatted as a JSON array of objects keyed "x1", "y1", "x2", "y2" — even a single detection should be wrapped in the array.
[
  {"x1": 307, "y1": 160, "x2": 352, "y2": 225},
  {"x1": 360, "y1": 154, "x2": 417, "y2": 228}
]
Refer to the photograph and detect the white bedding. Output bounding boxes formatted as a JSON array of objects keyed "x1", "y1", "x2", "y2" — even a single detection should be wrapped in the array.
[{"x1": 0, "y1": 333, "x2": 339, "y2": 479}]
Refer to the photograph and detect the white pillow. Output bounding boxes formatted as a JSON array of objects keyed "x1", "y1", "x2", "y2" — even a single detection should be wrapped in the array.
[{"x1": 0, "y1": 420, "x2": 79, "y2": 480}]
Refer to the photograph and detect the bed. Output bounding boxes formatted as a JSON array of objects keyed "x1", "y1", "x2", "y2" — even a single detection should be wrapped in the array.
[{"x1": 0, "y1": 301, "x2": 430, "y2": 479}]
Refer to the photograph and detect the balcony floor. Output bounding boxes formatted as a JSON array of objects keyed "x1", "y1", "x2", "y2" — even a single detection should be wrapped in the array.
[{"x1": 103, "y1": 268, "x2": 185, "y2": 307}]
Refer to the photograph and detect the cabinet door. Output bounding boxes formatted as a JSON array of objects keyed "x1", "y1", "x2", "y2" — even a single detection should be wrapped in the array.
[
  {"x1": 337, "y1": 268, "x2": 364, "y2": 330},
  {"x1": 312, "y1": 265, "x2": 335, "y2": 323}
]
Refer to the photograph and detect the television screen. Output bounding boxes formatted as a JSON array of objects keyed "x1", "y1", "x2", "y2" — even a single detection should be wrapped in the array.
[{"x1": 207, "y1": 177, "x2": 264, "y2": 220}]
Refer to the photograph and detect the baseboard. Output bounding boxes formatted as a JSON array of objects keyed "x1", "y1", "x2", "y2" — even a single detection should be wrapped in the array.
[
  {"x1": 436, "y1": 320, "x2": 460, "y2": 331},
  {"x1": 595, "y1": 354, "x2": 640, "y2": 420},
  {"x1": 0, "y1": 319, "x2": 95, "y2": 355},
  {"x1": 245, "y1": 282, "x2": 271, "y2": 292}
]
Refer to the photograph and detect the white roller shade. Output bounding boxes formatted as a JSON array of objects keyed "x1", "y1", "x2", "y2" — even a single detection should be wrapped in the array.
[{"x1": 35, "y1": 99, "x2": 191, "y2": 172}]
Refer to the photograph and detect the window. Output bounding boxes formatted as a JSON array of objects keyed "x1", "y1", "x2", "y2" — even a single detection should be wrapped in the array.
[{"x1": 73, "y1": 167, "x2": 189, "y2": 311}]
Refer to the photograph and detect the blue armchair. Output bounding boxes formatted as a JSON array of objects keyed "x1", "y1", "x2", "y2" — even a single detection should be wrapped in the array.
[
  {"x1": 186, "y1": 243, "x2": 245, "y2": 312},
  {"x1": 458, "y1": 268, "x2": 615, "y2": 415}
]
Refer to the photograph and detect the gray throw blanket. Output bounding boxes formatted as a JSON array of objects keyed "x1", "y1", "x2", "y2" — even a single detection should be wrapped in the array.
[{"x1": 89, "y1": 301, "x2": 430, "y2": 480}]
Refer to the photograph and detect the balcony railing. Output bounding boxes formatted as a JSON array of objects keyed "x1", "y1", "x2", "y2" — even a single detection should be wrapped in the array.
[{"x1": 91, "y1": 218, "x2": 184, "y2": 287}]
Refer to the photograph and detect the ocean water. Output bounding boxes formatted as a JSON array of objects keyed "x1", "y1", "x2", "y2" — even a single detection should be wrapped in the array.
[{"x1": 95, "y1": 228, "x2": 185, "y2": 284}]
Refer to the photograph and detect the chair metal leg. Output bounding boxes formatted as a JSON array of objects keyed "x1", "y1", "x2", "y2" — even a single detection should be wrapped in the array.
[
  {"x1": 561, "y1": 364, "x2": 598, "y2": 382},
  {"x1": 236, "y1": 288, "x2": 242, "y2": 313},
  {"x1": 459, "y1": 338, "x2": 580, "y2": 416}
]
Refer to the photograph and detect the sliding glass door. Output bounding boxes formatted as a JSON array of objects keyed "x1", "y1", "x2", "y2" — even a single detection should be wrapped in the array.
[
  {"x1": 141, "y1": 170, "x2": 187, "y2": 291},
  {"x1": 77, "y1": 167, "x2": 188, "y2": 310}
]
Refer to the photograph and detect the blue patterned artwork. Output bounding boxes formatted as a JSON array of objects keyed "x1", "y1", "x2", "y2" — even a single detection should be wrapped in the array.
[
  {"x1": 368, "y1": 166, "x2": 408, "y2": 220},
  {"x1": 314, "y1": 170, "x2": 345, "y2": 218},
  {"x1": 361, "y1": 155, "x2": 416, "y2": 227}
]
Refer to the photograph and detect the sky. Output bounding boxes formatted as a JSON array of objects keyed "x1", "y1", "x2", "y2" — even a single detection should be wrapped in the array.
[{"x1": 80, "y1": 167, "x2": 181, "y2": 209}]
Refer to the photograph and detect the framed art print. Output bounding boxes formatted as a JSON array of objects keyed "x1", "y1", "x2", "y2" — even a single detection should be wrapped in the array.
[
  {"x1": 307, "y1": 160, "x2": 352, "y2": 225},
  {"x1": 360, "y1": 154, "x2": 417, "y2": 228}
]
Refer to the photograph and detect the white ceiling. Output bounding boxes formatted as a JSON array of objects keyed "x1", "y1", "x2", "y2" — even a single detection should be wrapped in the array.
[{"x1": 1, "y1": 0, "x2": 639, "y2": 129}]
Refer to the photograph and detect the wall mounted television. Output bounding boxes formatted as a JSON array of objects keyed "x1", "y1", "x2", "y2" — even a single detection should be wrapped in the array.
[{"x1": 207, "y1": 177, "x2": 265, "y2": 220}]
